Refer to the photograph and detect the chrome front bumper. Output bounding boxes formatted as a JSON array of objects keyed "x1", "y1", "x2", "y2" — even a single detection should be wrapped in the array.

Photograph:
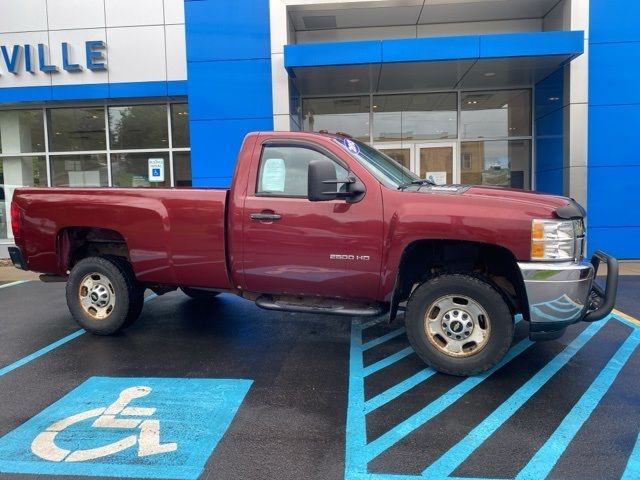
[{"x1": 518, "y1": 251, "x2": 619, "y2": 336}]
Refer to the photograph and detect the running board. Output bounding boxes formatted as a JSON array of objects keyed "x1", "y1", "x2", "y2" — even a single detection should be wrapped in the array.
[{"x1": 255, "y1": 295, "x2": 386, "y2": 317}]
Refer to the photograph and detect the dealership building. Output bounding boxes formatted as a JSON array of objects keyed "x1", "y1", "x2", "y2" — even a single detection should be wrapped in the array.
[{"x1": 0, "y1": 0, "x2": 637, "y2": 258}]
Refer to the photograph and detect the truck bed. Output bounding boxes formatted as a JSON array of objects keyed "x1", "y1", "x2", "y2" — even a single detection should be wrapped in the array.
[{"x1": 13, "y1": 187, "x2": 231, "y2": 289}]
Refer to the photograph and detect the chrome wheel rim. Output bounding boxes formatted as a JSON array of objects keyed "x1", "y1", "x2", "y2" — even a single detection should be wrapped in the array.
[
  {"x1": 423, "y1": 294, "x2": 491, "y2": 357},
  {"x1": 78, "y1": 273, "x2": 116, "y2": 320}
]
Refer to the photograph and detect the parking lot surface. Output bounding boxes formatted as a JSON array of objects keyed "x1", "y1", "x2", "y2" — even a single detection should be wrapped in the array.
[{"x1": 0, "y1": 276, "x2": 638, "y2": 480}]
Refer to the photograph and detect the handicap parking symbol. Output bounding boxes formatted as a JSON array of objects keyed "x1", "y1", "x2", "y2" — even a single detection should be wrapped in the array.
[{"x1": 0, "y1": 377, "x2": 252, "y2": 479}]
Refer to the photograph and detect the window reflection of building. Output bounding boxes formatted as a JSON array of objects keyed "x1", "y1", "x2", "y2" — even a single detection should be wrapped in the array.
[
  {"x1": 0, "y1": 102, "x2": 190, "y2": 240},
  {"x1": 301, "y1": 89, "x2": 532, "y2": 190}
]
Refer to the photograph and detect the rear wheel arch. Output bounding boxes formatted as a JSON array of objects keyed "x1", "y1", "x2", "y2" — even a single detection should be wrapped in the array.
[
  {"x1": 57, "y1": 227, "x2": 131, "y2": 273},
  {"x1": 389, "y1": 239, "x2": 529, "y2": 323}
]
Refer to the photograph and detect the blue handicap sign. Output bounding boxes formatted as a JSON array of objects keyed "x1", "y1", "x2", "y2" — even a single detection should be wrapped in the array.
[
  {"x1": 0, "y1": 376, "x2": 252, "y2": 479},
  {"x1": 152, "y1": 168, "x2": 161, "y2": 177}
]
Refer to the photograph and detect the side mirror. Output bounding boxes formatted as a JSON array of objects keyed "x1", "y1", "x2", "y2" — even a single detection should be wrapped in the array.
[
  {"x1": 308, "y1": 160, "x2": 338, "y2": 201},
  {"x1": 308, "y1": 159, "x2": 366, "y2": 203}
]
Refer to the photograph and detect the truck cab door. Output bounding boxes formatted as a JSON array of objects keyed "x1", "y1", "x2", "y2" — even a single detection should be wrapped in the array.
[{"x1": 241, "y1": 140, "x2": 384, "y2": 301}]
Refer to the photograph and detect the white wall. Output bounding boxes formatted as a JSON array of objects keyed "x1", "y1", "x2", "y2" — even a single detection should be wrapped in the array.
[{"x1": 0, "y1": 0, "x2": 187, "y2": 89}]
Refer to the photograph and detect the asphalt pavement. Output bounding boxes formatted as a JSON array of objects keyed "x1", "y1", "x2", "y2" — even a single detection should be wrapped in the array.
[{"x1": 0, "y1": 277, "x2": 638, "y2": 480}]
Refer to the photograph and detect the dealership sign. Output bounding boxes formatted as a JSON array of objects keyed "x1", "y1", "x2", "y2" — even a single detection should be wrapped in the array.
[{"x1": 0, "y1": 41, "x2": 106, "y2": 75}]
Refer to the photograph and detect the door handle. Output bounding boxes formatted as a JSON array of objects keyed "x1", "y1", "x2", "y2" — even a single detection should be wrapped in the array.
[{"x1": 250, "y1": 212, "x2": 282, "y2": 221}]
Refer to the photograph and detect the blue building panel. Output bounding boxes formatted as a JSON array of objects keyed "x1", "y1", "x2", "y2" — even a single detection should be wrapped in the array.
[
  {"x1": 0, "y1": 81, "x2": 184, "y2": 104},
  {"x1": 534, "y1": 67, "x2": 564, "y2": 196},
  {"x1": 109, "y1": 81, "x2": 167, "y2": 99},
  {"x1": 382, "y1": 36, "x2": 479, "y2": 62},
  {"x1": 284, "y1": 40, "x2": 382, "y2": 68},
  {"x1": 588, "y1": 0, "x2": 640, "y2": 257},
  {"x1": 184, "y1": 0, "x2": 271, "y2": 62},
  {"x1": 534, "y1": 68, "x2": 564, "y2": 120},
  {"x1": 589, "y1": 104, "x2": 640, "y2": 167},
  {"x1": 588, "y1": 227, "x2": 640, "y2": 259},
  {"x1": 185, "y1": 0, "x2": 273, "y2": 186},
  {"x1": 285, "y1": 31, "x2": 583, "y2": 70},
  {"x1": 589, "y1": 42, "x2": 640, "y2": 106},
  {"x1": 187, "y1": 59, "x2": 273, "y2": 121},
  {"x1": 189, "y1": 117, "x2": 273, "y2": 186},
  {"x1": 479, "y1": 31, "x2": 583, "y2": 58},
  {"x1": 590, "y1": 0, "x2": 640, "y2": 43},
  {"x1": 587, "y1": 165, "x2": 640, "y2": 228}
]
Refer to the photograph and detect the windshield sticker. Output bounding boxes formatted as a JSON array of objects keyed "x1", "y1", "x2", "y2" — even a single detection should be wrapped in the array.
[{"x1": 343, "y1": 138, "x2": 360, "y2": 155}]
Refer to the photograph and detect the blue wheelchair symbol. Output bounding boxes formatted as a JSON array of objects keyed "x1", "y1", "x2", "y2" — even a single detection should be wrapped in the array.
[
  {"x1": 152, "y1": 168, "x2": 161, "y2": 177},
  {"x1": 0, "y1": 377, "x2": 252, "y2": 479}
]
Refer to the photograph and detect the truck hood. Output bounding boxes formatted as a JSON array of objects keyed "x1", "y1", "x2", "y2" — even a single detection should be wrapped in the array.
[{"x1": 414, "y1": 184, "x2": 574, "y2": 215}]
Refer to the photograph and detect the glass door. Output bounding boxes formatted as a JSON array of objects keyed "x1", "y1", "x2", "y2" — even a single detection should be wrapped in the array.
[
  {"x1": 375, "y1": 142, "x2": 458, "y2": 185},
  {"x1": 374, "y1": 144, "x2": 413, "y2": 172},
  {"x1": 415, "y1": 142, "x2": 457, "y2": 185}
]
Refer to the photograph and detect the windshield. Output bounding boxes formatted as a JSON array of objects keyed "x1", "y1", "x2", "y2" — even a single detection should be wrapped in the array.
[{"x1": 334, "y1": 138, "x2": 420, "y2": 188}]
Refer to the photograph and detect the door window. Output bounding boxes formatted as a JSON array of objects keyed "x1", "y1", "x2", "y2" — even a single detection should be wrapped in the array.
[{"x1": 256, "y1": 145, "x2": 348, "y2": 197}]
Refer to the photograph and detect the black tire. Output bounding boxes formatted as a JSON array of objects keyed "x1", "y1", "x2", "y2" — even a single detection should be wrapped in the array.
[
  {"x1": 180, "y1": 287, "x2": 220, "y2": 301},
  {"x1": 66, "y1": 255, "x2": 144, "y2": 335},
  {"x1": 405, "y1": 274, "x2": 514, "y2": 376}
]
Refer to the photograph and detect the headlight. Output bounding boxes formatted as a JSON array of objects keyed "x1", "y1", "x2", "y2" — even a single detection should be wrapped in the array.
[{"x1": 531, "y1": 219, "x2": 582, "y2": 261}]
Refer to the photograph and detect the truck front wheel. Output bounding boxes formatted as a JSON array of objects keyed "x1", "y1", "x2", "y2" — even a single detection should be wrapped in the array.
[
  {"x1": 405, "y1": 274, "x2": 514, "y2": 376},
  {"x1": 66, "y1": 255, "x2": 144, "y2": 335}
]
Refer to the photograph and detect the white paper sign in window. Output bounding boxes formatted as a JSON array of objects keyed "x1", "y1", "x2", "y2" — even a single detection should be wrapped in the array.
[{"x1": 261, "y1": 158, "x2": 285, "y2": 192}]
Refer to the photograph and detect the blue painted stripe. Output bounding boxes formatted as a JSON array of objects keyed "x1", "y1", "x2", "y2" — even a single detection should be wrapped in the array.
[
  {"x1": 345, "y1": 322, "x2": 368, "y2": 479},
  {"x1": 0, "y1": 292, "x2": 157, "y2": 377},
  {"x1": 422, "y1": 319, "x2": 607, "y2": 477},
  {"x1": 363, "y1": 347, "x2": 414, "y2": 377},
  {"x1": 623, "y1": 433, "x2": 640, "y2": 480},
  {"x1": 362, "y1": 327, "x2": 406, "y2": 351},
  {"x1": 363, "y1": 336, "x2": 534, "y2": 462},
  {"x1": 0, "y1": 329, "x2": 85, "y2": 377},
  {"x1": 516, "y1": 330, "x2": 639, "y2": 479},
  {"x1": 0, "y1": 280, "x2": 29, "y2": 289},
  {"x1": 364, "y1": 368, "x2": 436, "y2": 414}
]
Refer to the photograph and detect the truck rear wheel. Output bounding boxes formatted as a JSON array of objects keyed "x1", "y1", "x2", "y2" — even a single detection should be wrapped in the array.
[
  {"x1": 66, "y1": 255, "x2": 144, "y2": 335},
  {"x1": 180, "y1": 287, "x2": 220, "y2": 301},
  {"x1": 405, "y1": 274, "x2": 514, "y2": 376}
]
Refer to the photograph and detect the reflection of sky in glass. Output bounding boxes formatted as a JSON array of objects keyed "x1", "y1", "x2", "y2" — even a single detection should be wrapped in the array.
[
  {"x1": 303, "y1": 113, "x2": 369, "y2": 140},
  {"x1": 374, "y1": 111, "x2": 457, "y2": 140},
  {"x1": 462, "y1": 109, "x2": 509, "y2": 138},
  {"x1": 483, "y1": 141, "x2": 509, "y2": 169}
]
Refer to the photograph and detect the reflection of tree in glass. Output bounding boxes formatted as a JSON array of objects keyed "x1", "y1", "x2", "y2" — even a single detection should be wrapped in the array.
[
  {"x1": 109, "y1": 105, "x2": 168, "y2": 150},
  {"x1": 47, "y1": 108, "x2": 105, "y2": 152}
]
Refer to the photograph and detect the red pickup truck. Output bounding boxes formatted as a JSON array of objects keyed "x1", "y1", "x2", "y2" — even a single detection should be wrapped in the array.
[{"x1": 8, "y1": 131, "x2": 618, "y2": 376}]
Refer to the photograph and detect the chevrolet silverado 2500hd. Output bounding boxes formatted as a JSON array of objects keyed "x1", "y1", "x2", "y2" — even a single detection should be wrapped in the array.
[{"x1": 8, "y1": 131, "x2": 618, "y2": 376}]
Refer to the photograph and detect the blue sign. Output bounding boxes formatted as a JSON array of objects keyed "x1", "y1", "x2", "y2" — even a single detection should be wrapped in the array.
[
  {"x1": 0, "y1": 376, "x2": 252, "y2": 479},
  {"x1": 343, "y1": 137, "x2": 360, "y2": 155},
  {"x1": 0, "y1": 40, "x2": 106, "y2": 74}
]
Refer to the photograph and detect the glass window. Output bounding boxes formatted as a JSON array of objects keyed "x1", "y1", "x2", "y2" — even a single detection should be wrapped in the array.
[
  {"x1": 173, "y1": 152, "x2": 192, "y2": 187},
  {"x1": 373, "y1": 93, "x2": 457, "y2": 141},
  {"x1": 301, "y1": 97, "x2": 369, "y2": 141},
  {"x1": 111, "y1": 152, "x2": 170, "y2": 188},
  {"x1": 460, "y1": 140, "x2": 531, "y2": 189},
  {"x1": 171, "y1": 104, "x2": 189, "y2": 148},
  {"x1": 0, "y1": 110, "x2": 45, "y2": 154},
  {"x1": 109, "y1": 105, "x2": 169, "y2": 150},
  {"x1": 0, "y1": 156, "x2": 47, "y2": 238},
  {"x1": 257, "y1": 146, "x2": 347, "y2": 197},
  {"x1": 461, "y1": 90, "x2": 531, "y2": 138},
  {"x1": 47, "y1": 107, "x2": 106, "y2": 152},
  {"x1": 50, "y1": 154, "x2": 108, "y2": 187}
]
